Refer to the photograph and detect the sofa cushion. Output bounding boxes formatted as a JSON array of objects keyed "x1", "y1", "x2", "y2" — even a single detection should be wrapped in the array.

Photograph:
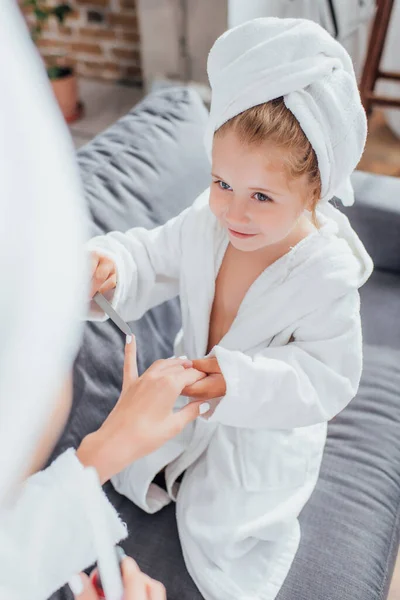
[
  {"x1": 360, "y1": 270, "x2": 400, "y2": 351},
  {"x1": 346, "y1": 170, "x2": 400, "y2": 274}
]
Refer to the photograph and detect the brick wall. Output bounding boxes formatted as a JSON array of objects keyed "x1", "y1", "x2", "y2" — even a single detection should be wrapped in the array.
[{"x1": 22, "y1": 0, "x2": 142, "y2": 85}]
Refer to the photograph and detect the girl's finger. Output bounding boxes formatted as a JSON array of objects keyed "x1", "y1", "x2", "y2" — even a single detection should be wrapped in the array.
[
  {"x1": 96, "y1": 259, "x2": 113, "y2": 282},
  {"x1": 90, "y1": 253, "x2": 100, "y2": 277},
  {"x1": 182, "y1": 378, "x2": 208, "y2": 397},
  {"x1": 98, "y1": 274, "x2": 117, "y2": 295},
  {"x1": 90, "y1": 258, "x2": 114, "y2": 298},
  {"x1": 123, "y1": 334, "x2": 138, "y2": 390},
  {"x1": 68, "y1": 573, "x2": 97, "y2": 599},
  {"x1": 182, "y1": 373, "x2": 226, "y2": 399}
]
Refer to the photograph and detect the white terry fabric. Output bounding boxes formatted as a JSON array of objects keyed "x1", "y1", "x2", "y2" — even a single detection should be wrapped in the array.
[
  {"x1": 204, "y1": 17, "x2": 368, "y2": 207},
  {"x1": 87, "y1": 188, "x2": 373, "y2": 600},
  {"x1": 0, "y1": 450, "x2": 126, "y2": 600},
  {"x1": 0, "y1": 3, "x2": 126, "y2": 598}
]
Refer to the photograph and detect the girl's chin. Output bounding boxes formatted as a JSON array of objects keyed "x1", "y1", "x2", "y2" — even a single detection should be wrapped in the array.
[{"x1": 229, "y1": 236, "x2": 265, "y2": 252}]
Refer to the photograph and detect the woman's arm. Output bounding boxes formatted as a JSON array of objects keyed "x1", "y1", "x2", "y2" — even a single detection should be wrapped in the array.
[
  {"x1": 0, "y1": 342, "x2": 206, "y2": 600},
  {"x1": 0, "y1": 449, "x2": 127, "y2": 600}
]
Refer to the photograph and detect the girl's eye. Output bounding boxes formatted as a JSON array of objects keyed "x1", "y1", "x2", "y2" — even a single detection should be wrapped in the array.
[
  {"x1": 254, "y1": 192, "x2": 272, "y2": 203},
  {"x1": 217, "y1": 180, "x2": 232, "y2": 191}
]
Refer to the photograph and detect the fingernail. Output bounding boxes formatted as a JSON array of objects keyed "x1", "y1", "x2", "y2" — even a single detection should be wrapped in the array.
[
  {"x1": 178, "y1": 355, "x2": 192, "y2": 365},
  {"x1": 126, "y1": 335, "x2": 133, "y2": 344},
  {"x1": 68, "y1": 574, "x2": 84, "y2": 596},
  {"x1": 199, "y1": 402, "x2": 210, "y2": 415}
]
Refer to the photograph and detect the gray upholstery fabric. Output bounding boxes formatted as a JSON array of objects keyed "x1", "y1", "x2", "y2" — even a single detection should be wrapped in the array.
[
  {"x1": 78, "y1": 87, "x2": 210, "y2": 237},
  {"x1": 49, "y1": 88, "x2": 210, "y2": 465},
  {"x1": 361, "y1": 271, "x2": 400, "y2": 351},
  {"x1": 50, "y1": 87, "x2": 400, "y2": 600},
  {"x1": 346, "y1": 171, "x2": 400, "y2": 274}
]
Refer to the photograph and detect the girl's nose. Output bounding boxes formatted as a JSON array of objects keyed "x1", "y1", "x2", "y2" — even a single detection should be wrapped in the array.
[{"x1": 225, "y1": 195, "x2": 249, "y2": 225}]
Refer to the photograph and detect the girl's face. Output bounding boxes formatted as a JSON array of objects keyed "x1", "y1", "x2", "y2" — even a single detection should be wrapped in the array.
[{"x1": 210, "y1": 130, "x2": 315, "y2": 253}]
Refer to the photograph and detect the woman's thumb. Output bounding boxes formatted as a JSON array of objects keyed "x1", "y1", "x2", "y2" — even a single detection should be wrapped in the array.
[
  {"x1": 173, "y1": 400, "x2": 211, "y2": 429},
  {"x1": 122, "y1": 334, "x2": 138, "y2": 391}
]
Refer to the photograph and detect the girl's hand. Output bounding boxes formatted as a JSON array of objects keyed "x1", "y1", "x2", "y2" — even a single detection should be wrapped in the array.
[
  {"x1": 182, "y1": 357, "x2": 227, "y2": 401},
  {"x1": 70, "y1": 557, "x2": 166, "y2": 599},
  {"x1": 77, "y1": 337, "x2": 208, "y2": 484},
  {"x1": 89, "y1": 251, "x2": 117, "y2": 299}
]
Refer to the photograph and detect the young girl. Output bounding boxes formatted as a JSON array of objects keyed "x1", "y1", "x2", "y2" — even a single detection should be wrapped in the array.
[{"x1": 88, "y1": 18, "x2": 373, "y2": 600}]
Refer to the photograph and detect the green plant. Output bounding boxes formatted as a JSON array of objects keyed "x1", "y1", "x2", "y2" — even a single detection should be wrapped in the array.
[{"x1": 24, "y1": 0, "x2": 73, "y2": 80}]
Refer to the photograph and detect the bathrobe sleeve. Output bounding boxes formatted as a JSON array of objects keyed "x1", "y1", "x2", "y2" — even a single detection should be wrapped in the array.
[
  {"x1": 86, "y1": 206, "x2": 192, "y2": 323},
  {"x1": 0, "y1": 449, "x2": 127, "y2": 600},
  {"x1": 210, "y1": 291, "x2": 362, "y2": 429}
]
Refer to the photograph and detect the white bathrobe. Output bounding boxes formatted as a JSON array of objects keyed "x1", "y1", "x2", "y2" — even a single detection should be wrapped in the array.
[
  {"x1": 0, "y1": 3, "x2": 126, "y2": 598},
  {"x1": 88, "y1": 189, "x2": 372, "y2": 600},
  {"x1": 0, "y1": 451, "x2": 126, "y2": 600}
]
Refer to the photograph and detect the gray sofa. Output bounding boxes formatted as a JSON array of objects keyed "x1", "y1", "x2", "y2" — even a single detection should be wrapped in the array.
[{"x1": 51, "y1": 87, "x2": 400, "y2": 600}]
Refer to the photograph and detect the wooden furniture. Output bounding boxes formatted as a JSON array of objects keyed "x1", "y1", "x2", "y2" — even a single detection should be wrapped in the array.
[{"x1": 360, "y1": 0, "x2": 400, "y2": 115}]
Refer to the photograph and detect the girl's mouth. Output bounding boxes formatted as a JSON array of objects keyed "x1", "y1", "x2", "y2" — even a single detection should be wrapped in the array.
[{"x1": 228, "y1": 228, "x2": 258, "y2": 239}]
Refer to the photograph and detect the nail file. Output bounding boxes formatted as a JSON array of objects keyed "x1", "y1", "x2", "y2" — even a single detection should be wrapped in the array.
[{"x1": 93, "y1": 292, "x2": 133, "y2": 337}]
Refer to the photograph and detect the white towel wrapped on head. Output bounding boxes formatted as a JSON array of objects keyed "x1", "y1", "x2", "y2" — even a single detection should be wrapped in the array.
[{"x1": 205, "y1": 17, "x2": 367, "y2": 207}]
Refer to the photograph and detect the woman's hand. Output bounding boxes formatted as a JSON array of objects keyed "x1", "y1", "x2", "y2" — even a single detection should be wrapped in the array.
[
  {"x1": 70, "y1": 557, "x2": 166, "y2": 599},
  {"x1": 89, "y1": 251, "x2": 117, "y2": 299},
  {"x1": 77, "y1": 337, "x2": 208, "y2": 484}
]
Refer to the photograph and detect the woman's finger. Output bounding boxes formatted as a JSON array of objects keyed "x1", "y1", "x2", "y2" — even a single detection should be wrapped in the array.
[
  {"x1": 122, "y1": 334, "x2": 138, "y2": 391},
  {"x1": 172, "y1": 366, "x2": 210, "y2": 393},
  {"x1": 146, "y1": 357, "x2": 193, "y2": 376},
  {"x1": 191, "y1": 357, "x2": 221, "y2": 374},
  {"x1": 68, "y1": 573, "x2": 97, "y2": 599},
  {"x1": 171, "y1": 399, "x2": 211, "y2": 430},
  {"x1": 158, "y1": 358, "x2": 193, "y2": 371},
  {"x1": 143, "y1": 575, "x2": 167, "y2": 600},
  {"x1": 155, "y1": 365, "x2": 205, "y2": 384},
  {"x1": 121, "y1": 557, "x2": 147, "y2": 600},
  {"x1": 179, "y1": 367, "x2": 207, "y2": 386}
]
